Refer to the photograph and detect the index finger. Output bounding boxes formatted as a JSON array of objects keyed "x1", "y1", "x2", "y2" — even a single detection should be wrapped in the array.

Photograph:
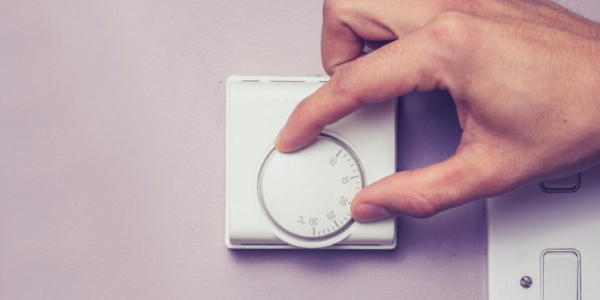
[{"x1": 275, "y1": 33, "x2": 443, "y2": 152}]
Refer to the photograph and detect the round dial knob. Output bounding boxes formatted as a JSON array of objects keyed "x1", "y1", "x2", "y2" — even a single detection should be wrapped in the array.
[{"x1": 257, "y1": 132, "x2": 366, "y2": 248}]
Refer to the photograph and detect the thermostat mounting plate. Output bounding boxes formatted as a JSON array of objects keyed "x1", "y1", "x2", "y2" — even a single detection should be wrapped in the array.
[{"x1": 225, "y1": 76, "x2": 397, "y2": 249}]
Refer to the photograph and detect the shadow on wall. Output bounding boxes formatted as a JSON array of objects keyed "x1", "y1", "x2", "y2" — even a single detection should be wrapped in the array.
[{"x1": 229, "y1": 90, "x2": 485, "y2": 273}]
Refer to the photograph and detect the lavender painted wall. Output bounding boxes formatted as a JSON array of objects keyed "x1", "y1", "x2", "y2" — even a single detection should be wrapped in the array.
[{"x1": 1, "y1": 1, "x2": 598, "y2": 299}]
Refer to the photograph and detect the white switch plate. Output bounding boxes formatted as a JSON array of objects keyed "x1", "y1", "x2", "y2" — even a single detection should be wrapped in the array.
[
  {"x1": 488, "y1": 167, "x2": 600, "y2": 299},
  {"x1": 225, "y1": 76, "x2": 396, "y2": 249}
]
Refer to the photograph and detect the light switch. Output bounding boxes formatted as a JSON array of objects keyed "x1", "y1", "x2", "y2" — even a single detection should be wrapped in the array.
[
  {"x1": 225, "y1": 76, "x2": 396, "y2": 249},
  {"x1": 542, "y1": 250, "x2": 580, "y2": 300},
  {"x1": 540, "y1": 173, "x2": 580, "y2": 193},
  {"x1": 488, "y1": 164, "x2": 600, "y2": 299}
]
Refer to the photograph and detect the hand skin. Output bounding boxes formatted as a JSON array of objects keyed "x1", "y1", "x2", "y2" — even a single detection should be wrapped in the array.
[{"x1": 274, "y1": 0, "x2": 600, "y2": 221}]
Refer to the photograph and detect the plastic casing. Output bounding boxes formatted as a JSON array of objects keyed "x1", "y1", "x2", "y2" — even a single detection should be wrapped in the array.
[{"x1": 225, "y1": 76, "x2": 397, "y2": 249}]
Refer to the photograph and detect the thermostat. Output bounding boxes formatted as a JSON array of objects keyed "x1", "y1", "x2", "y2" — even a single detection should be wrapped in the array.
[{"x1": 225, "y1": 76, "x2": 396, "y2": 249}]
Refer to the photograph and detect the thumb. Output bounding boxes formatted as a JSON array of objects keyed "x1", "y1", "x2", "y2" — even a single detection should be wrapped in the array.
[{"x1": 351, "y1": 150, "x2": 503, "y2": 220}]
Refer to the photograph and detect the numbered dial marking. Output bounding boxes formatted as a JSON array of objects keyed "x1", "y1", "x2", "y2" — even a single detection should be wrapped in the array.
[{"x1": 257, "y1": 133, "x2": 366, "y2": 247}]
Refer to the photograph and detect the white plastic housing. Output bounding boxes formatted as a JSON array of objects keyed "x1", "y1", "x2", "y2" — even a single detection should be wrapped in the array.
[
  {"x1": 488, "y1": 166, "x2": 600, "y2": 299},
  {"x1": 225, "y1": 76, "x2": 396, "y2": 249}
]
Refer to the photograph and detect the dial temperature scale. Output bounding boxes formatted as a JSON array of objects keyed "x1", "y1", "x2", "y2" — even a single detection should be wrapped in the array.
[{"x1": 258, "y1": 133, "x2": 365, "y2": 248}]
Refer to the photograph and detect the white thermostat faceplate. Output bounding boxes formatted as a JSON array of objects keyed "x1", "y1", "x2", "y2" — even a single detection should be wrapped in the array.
[
  {"x1": 225, "y1": 76, "x2": 396, "y2": 249},
  {"x1": 488, "y1": 166, "x2": 600, "y2": 300}
]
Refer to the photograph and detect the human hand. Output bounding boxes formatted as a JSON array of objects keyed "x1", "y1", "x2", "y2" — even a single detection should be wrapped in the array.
[{"x1": 275, "y1": 0, "x2": 600, "y2": 221}]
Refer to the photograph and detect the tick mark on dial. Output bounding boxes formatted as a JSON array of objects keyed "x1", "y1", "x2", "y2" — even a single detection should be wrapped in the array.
[{"x1": 259, "y1": 134, "x2": 362, "y2": 243}]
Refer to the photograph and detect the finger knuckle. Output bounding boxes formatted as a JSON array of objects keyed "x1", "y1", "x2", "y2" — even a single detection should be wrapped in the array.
[
  {"x1": 426, "y1": 11, "x2": 476, "y2": 55},
  {"x1": 323, "y1": 0, "x2": 353, "y2": 18},
  {"x1": 329, "y1": 65, "x2": 360, "y2": 102},
  {"x1": 403, "y1": 188, "x2": 440, "y2": 218},
  {"x1": 322, "y1": 58, "x2": 337, "y2": 76}
]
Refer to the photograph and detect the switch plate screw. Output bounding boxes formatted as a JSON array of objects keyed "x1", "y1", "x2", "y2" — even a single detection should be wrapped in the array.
[{"x1": 520, "y1": 276, "x2": 533, "y2": 288}]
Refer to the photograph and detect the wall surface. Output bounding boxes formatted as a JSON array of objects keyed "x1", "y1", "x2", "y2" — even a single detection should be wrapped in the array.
[{"x1": 1, "y1": 1, "x2": 599, "y2": 299}]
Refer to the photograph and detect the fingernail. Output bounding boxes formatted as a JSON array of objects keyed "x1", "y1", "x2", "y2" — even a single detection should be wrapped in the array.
[
  {"x1": 354, "y1": 204, "x2": 391, "y2": 222},
  {"x1": 275, "y1": 125, "x2": 285, "y2": 150}
]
